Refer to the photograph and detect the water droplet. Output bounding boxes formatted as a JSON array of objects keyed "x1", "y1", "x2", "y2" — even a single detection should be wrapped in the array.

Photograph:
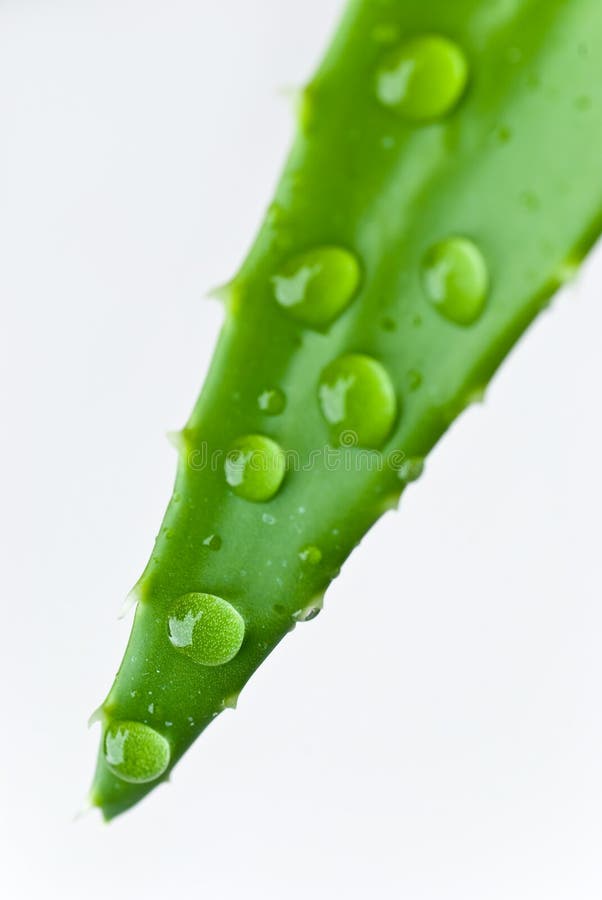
[
  {"x1": 372, "y1": 23, "x2": 400, "y2": 45},
  {"x1": 262, "y1": 513, "x2": 277, "y2": 525},
  {"x1": 225, "y1": 434, "x2": 286, "y2": 502},
  {"x1": 575, "y1": 94, "x2": 592, "y2": 111},
  {"x1": 272, "y1": 246, "x2": 361, "y2": 328},
  {"x1": 422, "y1": 237, "x2": 489, "y2": 325},
  {"x1": 293, "y1": 604, "x2": 322, "y2": 623},
  {"x1": 166, "y1": 430, "x2": 186, "y2": 452},
  {"x1": 299, "y1": 545, "x2": 322, "y2": 565},
  {"x1": 496, "y1": 125, "x2": 512, "y2": 144},
  {"x1": 167, "y1": 592, "x2": 245, "y2": 667},
  {"x1": 318, "y1": 354, "x2": 397, "y2": 448},
  {"x1": 103, "y1": 721, "x2": 170, "y2": 784},
  {"x1": 257, "y1": 387, "x2": 286, "y2": 415},
  {"x1": 376, "y1": 34, "x2": 468, "y2": 121},
  {"x1": 118, "y1": 586, "x2": 140, "y2": 620},
  {"x1": 398, "y1": 457, "x2": 425, "y2": 483},
  {"x1": 520, "y1": 190, "x2": 540, "y2": 212},
  {"x1": 223, "y1": 692, "x2": 240, "y2": 710},
  {"x1": 203, "y1": 533, "x2": 222, "y2": 551},
  {"x1": 407, "y1": 369, "x2": 423, "y2": 391}
]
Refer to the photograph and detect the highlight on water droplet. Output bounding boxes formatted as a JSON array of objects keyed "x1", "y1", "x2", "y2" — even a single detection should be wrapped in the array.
[
  {"x1": 376, "y1": 34, "x2": 468, "y2": 121},
  {"x1": 318, "y1": 354, "x2": 397, "y2": 448},
  {"x1": 299, "y1": 545, "x2": 322, "y2": 565},
  {"x1": 257, "y1": 387, "x2": 286, "y2": 415},
  {"x1": 167, "y1": 592, "x2": 245, "y2": 667},
  {"x1": 422, "y1": 237, "x2": 489, "y2": 325},
  {"x1": 225, "y1": 434, "x2": 286, "y2": 502},
  {"x1": 103, "y1": 721, "x2": 170, "y2": 784},
  {"x1": 271, "y1": 246, "x2": 361, "y2": 328}
]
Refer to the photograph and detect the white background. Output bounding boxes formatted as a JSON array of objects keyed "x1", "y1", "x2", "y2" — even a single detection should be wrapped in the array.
[{"x1": 1, "y1": 2, "x2": 602, "y2": 898}]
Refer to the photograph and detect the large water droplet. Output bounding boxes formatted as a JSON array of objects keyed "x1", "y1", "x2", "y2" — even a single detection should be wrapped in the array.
[
  {"x1": 272, "y1": 246, "x2": 361, "y2": 328},
  {"x1": 376, "y1": 34, "x2": 468, "y2": 121},
  {"x1": 318, "y1": 354, "x2": 397, "y2": 448},
  {"x1": 167, "y1": 592, "x2": 245, "y2": 667},
  {"x1": 104, "y1": 721, "x2": 170, "y2": 784},
  {"x1": 422, "y1": 237, "x2": 489, "y2": 325},
  {"x1": 225, "y1": 434, "x2": 286, "y2": 502},
  {"x1": 257, "y1": 387, "x2": 286, "y2": 415}
]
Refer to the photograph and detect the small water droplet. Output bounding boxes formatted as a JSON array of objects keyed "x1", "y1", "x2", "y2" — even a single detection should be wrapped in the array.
[
  {"x1": 376, "y1": 34, "x2": 468, "y2": 121},
  {"x1": 203, "y1": 533, "x2": 222, "y2": 551},
  {"x1": 225, "y1": 434, "x2": 286, "y2": 502},
  {"x1": 299, "y1": 545, "x2": 322, "y2": 565},
  {"x1": 257, "y1": 387, "x2": 286, "y2": 415},
  {"x1": 262, "y1": 513, "x2": 277, "y2": 525},
  {"x1": 272, "y1": 246, "x2": 361, "y2": 328},
  {"x1": 118, "y1": 587, "x2": 140, "y2": 620},
  {"x1": 223, "y1": 692, "x2": 240, "y2": 710},
  {"x1": 372, "y1": 23, "x2": 400, "y2": 45},
  {"x1": 408, "y1": 369, "x2": 423, "y2": 391},
  {"x1": 422, "y1": 237, "x2": 489, "y2": 325},
  {"x1": 555, "y1": 256, "x2": 581, "y2": 285},
  {"x1": 104, "y1": 721, "x2": 170, "y2": 784},
  {"x1": 167, "y1": 592, "x2": 245, "y2": 667},
  {"x1": 496, "y1": 125, "x2": 512, "y2": 144},
  {"x1": 520, "y1": 190, "x2": 540, "y2": 211},
  {"x1": 293, "y1": 604, "x2": 322, "y2": 623},
  {"x1": 318, "y1": 354, "x2": 397, "y2": 448},
  {"x1": 398, "y1": 457, "x2": 425, "y2": 483},
  {"x1": 575, "y1": 94, "x2": 592, "y2": 111}
]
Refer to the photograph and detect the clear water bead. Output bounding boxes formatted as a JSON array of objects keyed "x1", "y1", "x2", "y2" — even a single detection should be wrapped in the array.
[
  {"x1": 225, "y1": 434, "x2": 286, "y2": 502},
  {"x1": 422, "y1": 237, "x2": 489, "y2": 325},
  {"x1": 376, "y1": 34, "x2": 468, "y2": 121},
  {"x1": 272, "y1": 246, "x2": 361, "y2": 328},
  {"x1": 167, "y1": 592, "x2": 245, "y2": 667},
  {"x1": 318, "y1": 354, "x2": 397, "y2": 448},
  {"x1": 104, "y1": 721, "x2": 170, "y2": 785}
]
